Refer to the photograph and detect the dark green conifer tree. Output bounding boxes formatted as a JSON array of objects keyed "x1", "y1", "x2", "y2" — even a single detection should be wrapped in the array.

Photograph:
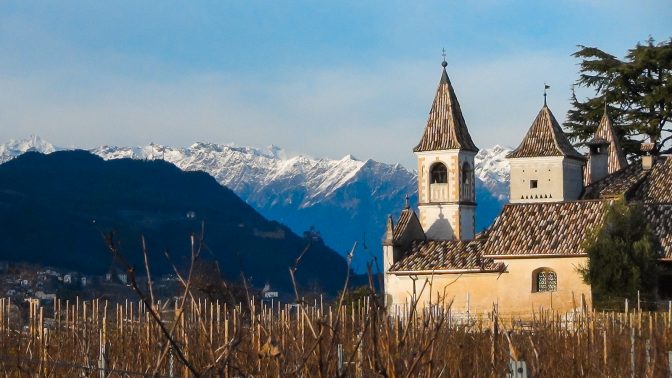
[
  {"x1": 579, "y1": 200, "x2": 659, "y2": 308},
  {"x1": 565, "y1": 38, "x2": 672, "y2": 156}
]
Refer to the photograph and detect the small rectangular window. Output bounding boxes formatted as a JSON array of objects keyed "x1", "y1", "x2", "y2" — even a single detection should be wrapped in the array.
[{"x1": 530, "y1": 180, "x2": 538, "y2": 189}]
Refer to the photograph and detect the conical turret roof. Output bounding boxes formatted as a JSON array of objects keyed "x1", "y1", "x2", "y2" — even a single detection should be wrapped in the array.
[
  {"x1": 507, "y1": 105, "x2": 585, "y2": 160},
  {"x1": 414, "y1": 67, "x2": 478, "y2": 153}
]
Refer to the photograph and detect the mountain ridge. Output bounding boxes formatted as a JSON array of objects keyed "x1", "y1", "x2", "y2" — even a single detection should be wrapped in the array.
[
  {"x1": 0, "y1": 149, "x2": 351, "y2": 293},
  {"x1": 0, "y1": 136, "x2": 511, "y2": 271}
]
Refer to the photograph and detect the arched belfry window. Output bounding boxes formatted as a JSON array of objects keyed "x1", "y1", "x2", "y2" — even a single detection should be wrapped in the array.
[
  {"x1": 430, "y1": 163, "x2": 448, "y2": 184},
  {"x1": 461, "y1": 162, "x2": 473, "y2": 201},
  {"x1": 533, "y1": 268, "x2": 557, "y2": 292}
]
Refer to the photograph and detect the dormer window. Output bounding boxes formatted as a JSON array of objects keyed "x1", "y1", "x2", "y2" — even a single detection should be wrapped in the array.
[{"x1": 430, "y1": 163, "x2": 448, "y2": 184}]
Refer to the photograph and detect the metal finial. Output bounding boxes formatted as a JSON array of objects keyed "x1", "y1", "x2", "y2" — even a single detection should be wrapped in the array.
[
  {"x1": 404, "y1": 194, "x2": 410, "y2": 209},
  {"x1": 543, "y1": 83, "x2": 550, "y2": 106},
  {"x1": 441, "y1": 48, "x2": 447, "y2": 68}
]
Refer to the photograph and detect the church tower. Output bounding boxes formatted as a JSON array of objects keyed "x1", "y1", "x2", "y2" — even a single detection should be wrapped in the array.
[
  {"x1": 414, "y1": 59, "x2": 478, "y2": 240},
  {"x1": 507, "y1": 95, "x2": 586, "y2": 203}
]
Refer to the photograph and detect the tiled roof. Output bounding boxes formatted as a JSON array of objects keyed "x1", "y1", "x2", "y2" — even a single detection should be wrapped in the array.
[
  {"x1": 594, "y1": 112, "x2": 628, "y2": 171},
  {"x1": 414, "y1": 68, "x2": 478, "y2": 153},
  {"x1": 632, "y1": 157, "x2": 672, "y2": 203},
  {"x1": 393, "y1": 208, "x2": 416, "y2": 240},
  {"x1": 641, "y1": 143, "x2": 656, "y2": 153},
  {"x1": 585, "y1": 111, "x2": 628, "y2": 185},
  {"x1": 482, "y1": 201, "x2": 607, "y2": 257},
  {"x1": 507, "y1": 106, "x2": 585, "y2": 160},
  {"x1": 389, "y1": 236, "x2": 504, "y2": 272},
  {"x1": 582, "y1": 156, "x2": 672, "y2": 201},
  {"x1": 643, "y1": 204, "x2": 672, "y2": 259},
  {"x1": 587, "y1": 138, "x2": 608, "y2": 145},
  {"x1": 581, "y1": 162, "x2": 648, "y2": 199}
]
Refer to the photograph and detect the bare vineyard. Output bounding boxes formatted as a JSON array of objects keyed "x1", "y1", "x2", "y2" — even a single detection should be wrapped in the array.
[{"x1": 1, "y1": 295, "x2": 672, "y2": 377}]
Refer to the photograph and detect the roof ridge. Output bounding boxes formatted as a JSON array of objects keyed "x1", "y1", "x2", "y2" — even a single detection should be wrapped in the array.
[
  {"x1": 503, "y1": 198, "x2": 609, "y2": 207},
  {"x1": 546, "y1": 106, "x2": 569, "y2": 159}
]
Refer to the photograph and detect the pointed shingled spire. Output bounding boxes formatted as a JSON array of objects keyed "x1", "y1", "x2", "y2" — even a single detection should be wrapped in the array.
[
  {"x1": 413, "y1": 61, "x2": 478, "y2": 153},
  {"x1": 507, "y1": 104, "x2": 585, "y2": 160},
  {"x1": 384, "y1": 214, "x2": 395, "y2": 245},
  {"x1": 590, "y1": 106, "x2": 628, "y2": 172}
]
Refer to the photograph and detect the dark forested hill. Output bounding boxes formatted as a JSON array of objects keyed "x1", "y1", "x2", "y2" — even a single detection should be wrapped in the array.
[{"x1": 0, "y1": 150, "x2": 352, "y2": 293}]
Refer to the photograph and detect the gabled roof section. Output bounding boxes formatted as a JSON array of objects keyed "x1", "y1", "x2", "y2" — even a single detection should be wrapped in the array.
[
  {"x1": 387, "y1": 207, "x2": 426, "y2": 254},
  {"x1": 393, "y1": 208, "x2": 422, "y2": 241},
  {"x1": 582, "y1": 156, "x2": 672, "y2": 201},
  {"x1": 389, "y1": 236, "x2": 504, "y2": 273},
  {"x1": 507, "y1": 105, "x2": 585, "y2": 160},
  {"x1": 482, "y1": 200, "x2": 607, "y2": 257},
  {"x1": 582, "y1": 162, "x2": 648, "y2": 200},
  {"x1": 414, "y1": 67, "x2": 478, "y2": 153},
  {"x1": 590, "y1": 111, "x2": 628, "y2": 170}
]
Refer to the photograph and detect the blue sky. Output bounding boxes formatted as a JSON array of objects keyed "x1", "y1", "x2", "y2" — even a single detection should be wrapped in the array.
[{"x1": 0, "y1": 1, "x2": 670, "y2": 168}]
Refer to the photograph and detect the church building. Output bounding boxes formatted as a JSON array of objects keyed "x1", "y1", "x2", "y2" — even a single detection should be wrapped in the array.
[{"x1": 382, "y1": 59, "x2": 672, "y2": 316}]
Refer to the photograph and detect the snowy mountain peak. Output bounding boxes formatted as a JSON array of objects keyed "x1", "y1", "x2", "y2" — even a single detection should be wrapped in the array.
[
  {"x1": 339, "y1": 154, "x2": 359, "y2": 162},
  {"x1": 484, "y1": 144, "x2": 508, "y2": 156},
  {"x1": 474, "y1": 145, "x2": 512, "y2": 201},
  {"x1": 0, "y1": 135, "x2": 57, "y2": 163},
  {"x1": 265, "y1": 144, "x2": 287, "y2": 160}
]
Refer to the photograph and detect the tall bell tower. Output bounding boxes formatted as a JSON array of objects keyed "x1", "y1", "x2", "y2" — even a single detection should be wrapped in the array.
[{"x1": 414, "y1": 58, "x2": 478, "y2": 240}]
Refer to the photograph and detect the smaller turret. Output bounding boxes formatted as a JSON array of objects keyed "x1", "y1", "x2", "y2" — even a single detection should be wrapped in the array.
[
  {"x1": 584, "y1": 105, "x2": 627, "y2": 184},
  {"x1": 507, "y1": 91, "x2": 586, "y2": 203},
  {"x1": 587, "y1": 138, "x2": 609, "y2": 183}
]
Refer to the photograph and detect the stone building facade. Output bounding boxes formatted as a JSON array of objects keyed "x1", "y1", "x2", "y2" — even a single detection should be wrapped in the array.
[{"x1": 383, "y1": 60, "x2": 672, "y2": 316}]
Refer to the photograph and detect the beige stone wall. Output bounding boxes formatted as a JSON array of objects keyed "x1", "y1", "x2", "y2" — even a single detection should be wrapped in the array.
[
  {"x1": 562, "y1": 159, "x2": 585, "y2": 200},
  {"x1": 385, "y1": 256, "x2": 591, "y2": 316},
  {"x1": 418, "y1": 203, "x2": 461, "y2": 240},
  {"x1": 459, "y1": 205, "x2": 475, "y2": 240},
  {"x1": 415, "y1": 150, "x2": 476, "y2": 240},
  {"x1": 509, "y1": 157, "x2": 585, "y2": 203}
]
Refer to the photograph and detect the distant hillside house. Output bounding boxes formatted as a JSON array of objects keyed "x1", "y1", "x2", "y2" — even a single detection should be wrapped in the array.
[{"x1": 383, "y1": 59, "x2": 672, "y2": 316}]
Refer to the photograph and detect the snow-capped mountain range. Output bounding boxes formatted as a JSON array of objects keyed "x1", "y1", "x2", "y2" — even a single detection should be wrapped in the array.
[
  {"x1": 0, "y1": 135, "x2": 56, "y2": 164},
  {"x1": 0, "y1": 136, "x2": 511, "y2": 271},
  {"x1": 474, "y1": 145, "x2": 511, "y2": 202}
]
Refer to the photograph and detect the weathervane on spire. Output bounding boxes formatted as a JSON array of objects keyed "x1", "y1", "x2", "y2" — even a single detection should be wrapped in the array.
[
  {"x1": 404, "y1": 194, "x2": 410, "y2": 209},
  {"x1": 441, "y1": 48, "x2": 447, "y2": 68},
  {"x1": 543, "y1": 83, "x2": 550, "y2": 106}
]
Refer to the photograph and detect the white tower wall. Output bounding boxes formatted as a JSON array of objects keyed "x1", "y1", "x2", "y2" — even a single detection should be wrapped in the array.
[{"x1": 416, "y1": 150, "x2": 476, "y2": 240}]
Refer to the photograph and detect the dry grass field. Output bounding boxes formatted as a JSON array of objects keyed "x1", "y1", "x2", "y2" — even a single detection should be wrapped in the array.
[{"x1": 1, "y1": 294, "x2": 672, "y2": 377}]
